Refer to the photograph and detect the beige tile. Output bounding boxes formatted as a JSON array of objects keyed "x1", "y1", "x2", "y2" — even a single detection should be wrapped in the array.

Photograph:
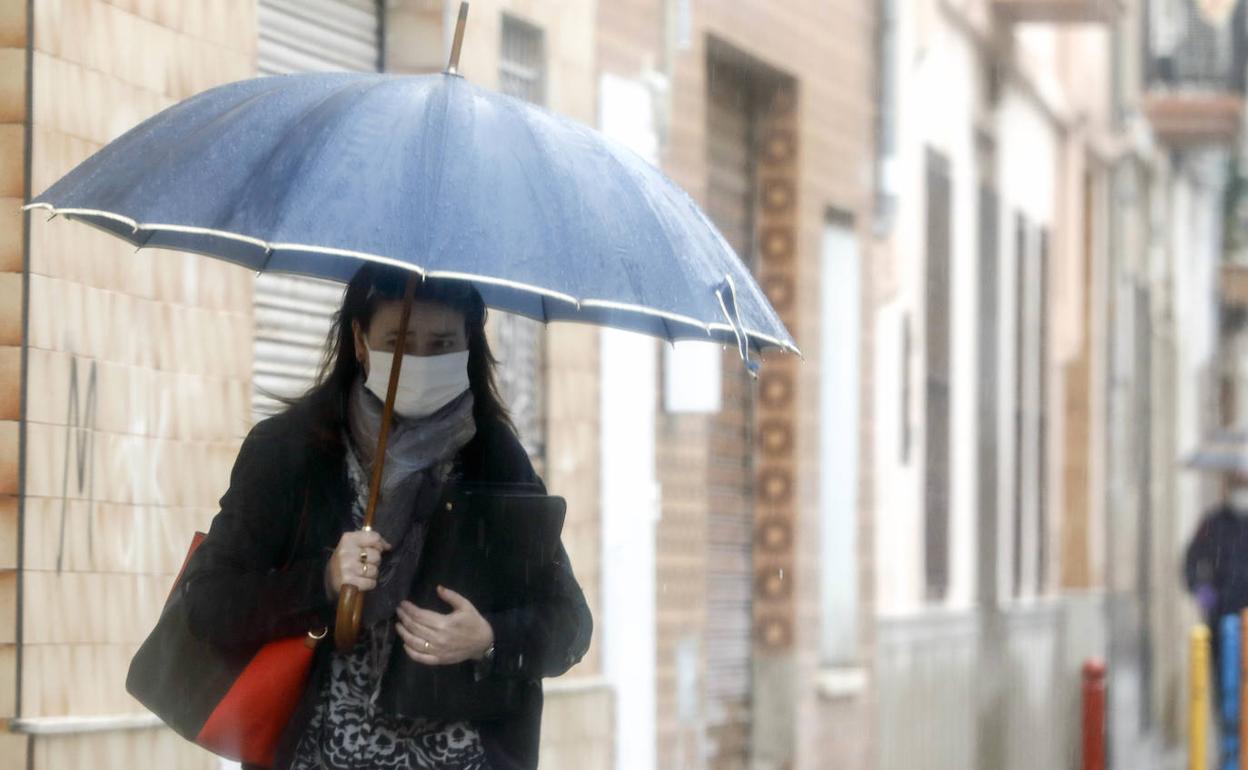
[
  {"x1": 25, "y1": 276, "x2": 83, "y2": 356},
  {"x1": 0, "y1": 346, "x2": 19, "y2": 422},
  {"x1": 20, "y1": 275, "x2": 50, "y2": 350},
  {"x1": 149, "y1": 0, "x2": 183, "y2": 34},
  {"x1": 31, "y1": 0, "x2": 65, "y2": 57},
  {"x1": 198, "y1": 0, "x2": 230, "y2": 50},
  {"x1": 172, "y1": 0, "x2": 201, "y2": 35},
  {"x1": 20, "y1": 642, "x2": 140, "y2": 717},
  {"x1": 73, "y1": 0, "x2": 110, "y2": 75},
  {"x1": 225, "y1": 0, "x2": 258, "y2": 56},
  {"x1": 22, "y1": 570, "x2": 170, "y2": 645},
  {"x1": 0, "y1": 572, "x2": 12, "y2": 643},
  {"x1": 0, "y1": 1, "x2": 26, "y2": 49},
  {"x1": 168, "y1": 33, "x2": 215, "y2": 101},
  {"x1": 0, "y1": 730, "x2": 28, "y2": 768},
  {"x1": 0, "y1": 124, "x2": 23, "y2": 200},
  {"x1": 107, "y1": 5, "x2": 175, "y2": 95},
  {"x1": 22, "y1": 495, "x2": 212, "y2": 575},
  {"x1": 31, "y1": 52, "x2": 167, "y2": 145},
  {"x1": 130, "y1": 0, "x2": 159, "y2": 25},
  {"x1": 0, "y1": 497, "x2": 14, "y2": 570},
  {"x1": 105, "y1": 0, "x2": 140, "y2": 18},
  {"x1": 0, "y1": 644, "x2": 14, "y2": 718},
  {"x1": 17, "y1": 422, "x2": 68, "y2": 502},
  {"x1": 0, "y1": 420, "x2": 16, "y2": 496},
  {"x1": 0, "y1": 47, "x2": 24, "y2": 123},
  {"x1": 21, "y1": 347, "x2": 70, "y2": 428},
  {"x1": 0, "y1": 202, "x2": 21, "y2": 274},
  {"x1": 28, "y1": 128, "x2": 100, "y2": 207},
  {"x1": 32, "y1": 726, "x2": 218, "y2": 770}
]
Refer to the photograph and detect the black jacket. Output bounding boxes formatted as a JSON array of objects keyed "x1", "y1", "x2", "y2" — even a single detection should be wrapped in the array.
[
  {"x1": 182, "y1": 398, "x2": 593, "y2": 769},
  {"x1": 1184, "y1": 504, "x2": 1248, "y2": 623}
]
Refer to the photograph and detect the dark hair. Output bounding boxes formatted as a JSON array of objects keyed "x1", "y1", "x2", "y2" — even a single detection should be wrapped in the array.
[{"x1": 295, "y1": 262, "x2": 515, "y2": 448}]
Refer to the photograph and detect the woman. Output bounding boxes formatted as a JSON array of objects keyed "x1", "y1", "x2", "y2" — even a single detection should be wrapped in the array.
[{"x1": 182, "y1": 263, "x2": 593, "y2": 770}]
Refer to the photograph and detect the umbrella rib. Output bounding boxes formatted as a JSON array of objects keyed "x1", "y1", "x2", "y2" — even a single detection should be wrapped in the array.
[
  {"x1": 33, "y1": 200, "x2": 801, "y2": 353},
  {"x1": 29, "y1": 72, "x2": 800, "y2": 358},
  {"x1": 591, "y1": 140, "x2": 716, "y2": 338}
]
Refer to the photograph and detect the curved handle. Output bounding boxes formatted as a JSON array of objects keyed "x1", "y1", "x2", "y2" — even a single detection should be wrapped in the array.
[{"x1": 334, "y1": 585, "x2": 364, "y2": 652}]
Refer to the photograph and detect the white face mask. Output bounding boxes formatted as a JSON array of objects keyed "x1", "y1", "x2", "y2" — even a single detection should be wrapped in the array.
[{"x1": 363, "y1": 346, "x2": 470, "y2": 420}]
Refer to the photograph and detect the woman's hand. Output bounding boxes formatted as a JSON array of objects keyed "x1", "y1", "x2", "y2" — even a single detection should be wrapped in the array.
[
  {"x1": 395, "y1": 586, "x2": 495, "y2": 666},
  {"x1": 324, "y1": 529, "x2": 392, "y2": 599}
]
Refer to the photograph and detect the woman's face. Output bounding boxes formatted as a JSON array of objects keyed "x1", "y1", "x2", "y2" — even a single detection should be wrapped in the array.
[{"x1": 352, "y1": 299, "x2": 468, "y2": 375}]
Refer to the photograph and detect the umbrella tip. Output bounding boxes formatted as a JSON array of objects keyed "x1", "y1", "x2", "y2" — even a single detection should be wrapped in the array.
[{"x1": 445, "y1": 2, "x2": 470, "y2": 76}]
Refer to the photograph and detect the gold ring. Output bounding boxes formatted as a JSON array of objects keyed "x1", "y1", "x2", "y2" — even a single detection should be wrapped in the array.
[
  {"x1": 359, "y1": 549, "x2": 368, "y2": 564},
  {"x1": 362, "y1": 563, "x2": 370, "y2": 576},
  {"x1": 424, "y1": 639, "x2": 431, "y2": 650}
]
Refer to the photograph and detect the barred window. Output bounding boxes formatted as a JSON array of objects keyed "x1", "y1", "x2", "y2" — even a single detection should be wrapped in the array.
[
  {"x1": 494, "y1": 14, "x2": 548, "y2": 466},
  {"x1": 500, "y1": 15, "x2": 546, "y2": 103}
]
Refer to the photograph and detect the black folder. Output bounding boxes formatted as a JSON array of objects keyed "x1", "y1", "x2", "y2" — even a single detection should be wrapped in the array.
[{"x1": 379, "y1": 484, "x2": 567, "y2": 720}]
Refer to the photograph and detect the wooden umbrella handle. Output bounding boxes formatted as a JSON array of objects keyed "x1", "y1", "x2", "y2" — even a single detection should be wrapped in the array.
[{"x1": 335, "y1": 272, "x2": 420, "y2": 652}]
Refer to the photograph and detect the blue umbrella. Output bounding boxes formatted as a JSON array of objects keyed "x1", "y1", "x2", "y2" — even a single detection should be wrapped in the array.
[
  {"x1": 25, "y1": 34, "x2": 796, "y2": 372},
  {"x1": 25, "y1": 3, "x2": 797, "y2": 649},
  {"x1": 1184, "y1": 429, "x2": 1248, "y2": 475}
]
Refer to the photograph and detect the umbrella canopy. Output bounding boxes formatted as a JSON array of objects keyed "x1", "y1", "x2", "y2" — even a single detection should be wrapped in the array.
[
  {"x1": 26, "y1": 71, "x2": 798, "y2": 367},
  {"x1": 1183, "y1": 429, "x2": 1248, "y2": 474}
]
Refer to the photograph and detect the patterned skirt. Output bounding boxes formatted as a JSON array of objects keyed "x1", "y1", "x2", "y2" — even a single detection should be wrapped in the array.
[{"x1": 289, "y1": 624, "x2": 490, "y2": 770}]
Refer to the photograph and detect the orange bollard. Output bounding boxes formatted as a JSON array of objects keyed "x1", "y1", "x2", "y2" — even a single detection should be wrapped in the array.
[
  {"x1": 1242, "y1": 611, "x2": 1248, "y2": 770},
  {"x1": 1082, "y1": 658, "x2": 1106, "y2": 770}
]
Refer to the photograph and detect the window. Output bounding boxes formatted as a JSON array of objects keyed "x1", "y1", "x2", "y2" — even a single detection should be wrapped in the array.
[
  {"x1": 976, "y1": 181, "x2": 1000, "y2": 605},
  {"x1": 1036, "y1": 228, "x2": 1050, "y2": 591},
  {"x1": 923, "y1": 148, "x2": 952, "y2": 600},
  {"x1": 820, "y1": 212, "x2": 861, "y2": 663},
  {"x1": 1012, "y1": 213, "x2": 1028, "y2": 597},
  {"x1": 1010, "y1": 215, "x2": 1050, "y2": 598},
  {"x1": 500, "y1": 15, "x2": 546, "y2": 103},
  {"x1": 873, "y1": 0, "x2": 899, "y2": 233},
  {"x1": 902, "y1": 313, "x2": 912, "y2": 463},
  {"x1": 495, "y1": 14, "x2": 548, "y2": 465}
]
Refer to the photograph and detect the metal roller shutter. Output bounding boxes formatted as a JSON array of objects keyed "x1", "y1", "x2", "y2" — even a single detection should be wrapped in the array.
[
  {"x1": 705, "y1": 64, "x2": 757, "y2": 767},
  {"x1": 253, "y1": 0, "x2": 381, "y2": 418}
]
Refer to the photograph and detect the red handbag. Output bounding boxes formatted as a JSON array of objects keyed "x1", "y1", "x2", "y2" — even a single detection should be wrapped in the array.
[{"x1": 128, "y1": 531, "x2": 326, "y2": 768}]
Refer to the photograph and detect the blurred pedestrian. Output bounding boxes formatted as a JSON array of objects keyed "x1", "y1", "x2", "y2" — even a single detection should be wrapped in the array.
[
  {"x1": 181, "y1": 263, "x2": 592, "y2": 770},
  {"x1": 1183, "y1": 429, "x2": 1248, "y2": 747}
]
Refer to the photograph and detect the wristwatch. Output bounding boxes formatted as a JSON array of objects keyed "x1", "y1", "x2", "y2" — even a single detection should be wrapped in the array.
[{"x1": 473, "y1": 641, "x2": 497, "y2": 683}]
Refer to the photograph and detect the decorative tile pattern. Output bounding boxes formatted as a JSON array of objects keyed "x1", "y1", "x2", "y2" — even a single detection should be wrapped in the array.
[{"x1": 752, "y1": 84, "x2": 800, "y2": 656}]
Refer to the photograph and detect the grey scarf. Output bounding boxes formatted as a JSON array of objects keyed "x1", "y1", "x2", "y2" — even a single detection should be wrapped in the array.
[{"x1": 345, "y1": 379, "x2": 477, "y2": 626}]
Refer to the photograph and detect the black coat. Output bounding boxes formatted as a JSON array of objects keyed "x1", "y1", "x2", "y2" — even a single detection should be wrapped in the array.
[{"x1": 182, "y1": 398, "x2": 593, "y2": 769}]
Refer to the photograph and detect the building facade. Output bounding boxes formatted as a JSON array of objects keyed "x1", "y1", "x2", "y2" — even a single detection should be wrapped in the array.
[
  {"x1": 871, "y1": 0, "x2": 1237, "y2": 768},
  {"x1": 0, "y1": 1, "x2": 878, "y2": 769},
  {"x1": 5, "y1": 1, "x2": 1232, "y2": 769}
]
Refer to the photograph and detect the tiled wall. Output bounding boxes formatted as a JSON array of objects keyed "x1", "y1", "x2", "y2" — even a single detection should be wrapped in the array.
[
  {"x1": 661, "y1": 2, "x2": 878, "y2": 769},
  {"x1": 597, "y1": 1, "x2": 877, "y2": 768},
  {"x1": 0, "y1": 0, "x2": 26, "y2": 764},
  {"x1": 15, "y1": 0, "x2": 255, "y2": 766}
]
